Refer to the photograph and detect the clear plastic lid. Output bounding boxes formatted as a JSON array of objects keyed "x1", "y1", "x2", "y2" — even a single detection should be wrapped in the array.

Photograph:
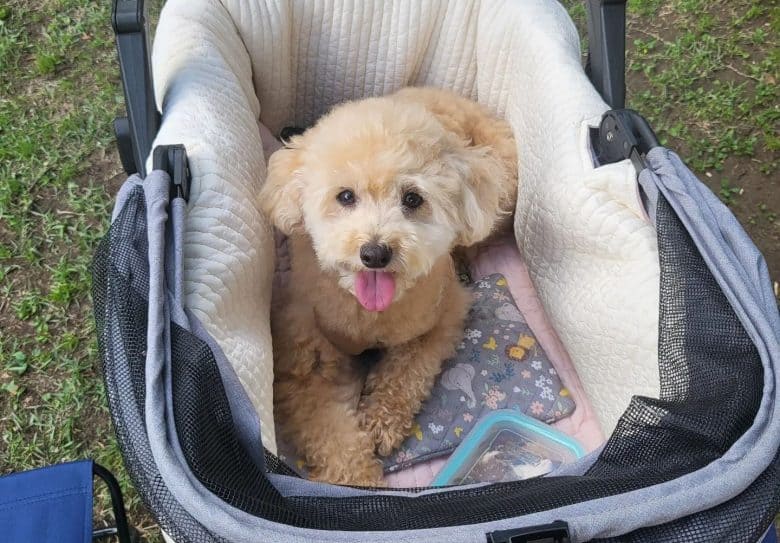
[{"x1": 432, "y1": 409, "x2": 585, "y2": 486}]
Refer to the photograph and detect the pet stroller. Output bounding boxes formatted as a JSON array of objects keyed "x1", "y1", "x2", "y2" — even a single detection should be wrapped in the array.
[{"x1": 94, "y1": 0, "x2": 780, "y2": 541}]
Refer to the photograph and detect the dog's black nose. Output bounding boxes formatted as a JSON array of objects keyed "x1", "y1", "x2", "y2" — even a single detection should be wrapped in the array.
[{"x1": 360, "y1": 243, "x2": 393, "y2": 268}]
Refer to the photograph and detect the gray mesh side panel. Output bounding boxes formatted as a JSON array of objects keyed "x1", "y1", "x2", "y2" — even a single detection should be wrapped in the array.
[{"x1": 92, "y1": 185, "x2": 224, "y2": 543}]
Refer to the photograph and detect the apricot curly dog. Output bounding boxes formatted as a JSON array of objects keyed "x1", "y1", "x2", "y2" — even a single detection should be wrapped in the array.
[{"x1": 260, "y1": 87, "x2": 517, "y2": 485}]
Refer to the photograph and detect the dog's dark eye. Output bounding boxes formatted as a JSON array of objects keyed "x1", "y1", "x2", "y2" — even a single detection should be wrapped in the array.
[
  {"x1": 337, "y1": 189, "x2": 356, "y2": 206},
  {"x1": 402, "y1": 191, "x2": 424, "y2": 209}
]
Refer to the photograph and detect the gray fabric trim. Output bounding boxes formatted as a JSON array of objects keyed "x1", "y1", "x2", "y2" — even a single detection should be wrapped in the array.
[
  {"x1": 143, "y1": 171, "x2": 266, "y2": 541},
  {"x1": 143, "y1": 153, "x2": 779, "y2": 542},
  {"x1": 157, "y1": 191, "x2": 206, "y2": 527},
  {"x1": 106, "y1": 177, "x2": 221, "y2": 542},
  {"x1": 111, "y1": 175, "x2": 144, "y2": 223},
  {"x1": 166, "y1": 197, "x2": 188, "y2": 330},
  {"x1": 638, "y1": 170, "x2": 660, "y2": 226}
]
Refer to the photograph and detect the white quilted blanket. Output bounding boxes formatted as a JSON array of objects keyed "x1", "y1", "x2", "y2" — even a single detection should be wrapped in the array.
[{"x1": 149, "y1": 0, "x2": 661, "y2": 451}]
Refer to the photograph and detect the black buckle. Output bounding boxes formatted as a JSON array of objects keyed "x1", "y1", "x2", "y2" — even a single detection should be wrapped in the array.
[
  {"x1": 487, "y1": 521, "x2": 571, "y2": 543},
  {"x1": 594, "y1": 109, "x2": 660, "y2": 172},
  {"x1": 153, "y1": 145, "x2": 191, "y2": 202}
]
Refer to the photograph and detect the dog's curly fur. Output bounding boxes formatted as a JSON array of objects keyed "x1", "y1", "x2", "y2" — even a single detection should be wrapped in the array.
[{"x1": 260, "y1": 87, "x2": 517, "y2": 486}]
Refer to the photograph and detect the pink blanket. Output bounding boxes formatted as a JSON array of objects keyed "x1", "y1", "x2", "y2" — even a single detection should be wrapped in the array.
[{"x1": 385, "y1": 236, "x2": 605, "y2": 487}]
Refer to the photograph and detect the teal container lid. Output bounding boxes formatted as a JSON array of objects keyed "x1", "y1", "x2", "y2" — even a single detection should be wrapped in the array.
[{"x1": 432, "y1": 409, "x2": 585, "y2": 486}]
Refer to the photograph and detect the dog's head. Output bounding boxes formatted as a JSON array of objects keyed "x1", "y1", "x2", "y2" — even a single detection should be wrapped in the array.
[{"x1": 260, "y1": 96, "x2": 509, "y2": 311}]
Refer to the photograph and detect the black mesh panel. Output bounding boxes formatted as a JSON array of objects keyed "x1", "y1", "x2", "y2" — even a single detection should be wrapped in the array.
[
  {"x1": 169, "y1": 322, "x2": 312, "y2": 526},
  {"x1": 596, "y1": 448, "x2": 780, "y2": 542},
  {"x1": 586, "y1": 194, "x2": 763, "y2": 479},
  {"x1": 590, "y1": 196, "x2": 779, "y2": 542}
]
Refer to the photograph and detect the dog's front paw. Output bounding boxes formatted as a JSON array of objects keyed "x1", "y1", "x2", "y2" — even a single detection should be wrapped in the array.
[{"x1": 358, "y1": 402, "x2": 411, "y2": 457}]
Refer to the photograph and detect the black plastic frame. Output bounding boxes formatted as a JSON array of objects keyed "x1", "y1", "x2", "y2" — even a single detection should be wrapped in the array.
[
  {"x1": 93, "y1": 463, "x2": 133, "y2": 543},
  {"x1": 594, "y1": 108, "x2": 660, "y2": 169},
  {"x1": 112, "y1": 0, "x2": 159, "y2": 177},
  {"x1": 585, "y1": 0, "x2": 627, "y2": 109},
  {"x1": 488, "y1": 520, "x2": 571, "y2": 543}
]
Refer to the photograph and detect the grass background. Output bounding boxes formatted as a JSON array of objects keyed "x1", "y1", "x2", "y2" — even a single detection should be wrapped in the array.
[{"x1": 0, "y1": 0, "x2": 777, "y2": 540}]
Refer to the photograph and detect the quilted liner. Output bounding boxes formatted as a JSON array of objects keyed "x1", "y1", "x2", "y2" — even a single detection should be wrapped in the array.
[{"x1": 148, "y1": 0, "x2": 661, "y2": 450}]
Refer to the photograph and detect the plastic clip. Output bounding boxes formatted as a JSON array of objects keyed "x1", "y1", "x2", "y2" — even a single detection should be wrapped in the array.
[
  {"x1": 487, "y1": 520, "x2": 571, "y2": 543},
  {"x1": 595, "y1": 109, "x2": 660, "y2": 172},
  {"x1": 153, "y1": 145, "x2": 191, "y2": 202}
]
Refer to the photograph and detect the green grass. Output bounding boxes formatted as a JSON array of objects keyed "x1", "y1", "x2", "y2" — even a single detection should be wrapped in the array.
[
  {"x1": 626, "y1": 7, "x2": 778, "y2": 174},
  {"x1": 0, "y1": 1, "x2": 777, "y2": 541},
  {"x1": 565, "y1": 0, "x2": 779, "y2": 173},
  {"x1": 625, "y1": 0, "x2": 779, "y2": 281},
  {"x1": 0, "y1": 0, "x2": 157, "y2": 538}
]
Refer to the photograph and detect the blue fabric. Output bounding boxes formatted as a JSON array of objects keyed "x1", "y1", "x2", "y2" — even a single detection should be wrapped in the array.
[
  {"x1": 0, "y1": 460, "x2": 93, "y2": 543},
  {"x1": 762, "y1": 526, "x2": 778, "y2": 543}
]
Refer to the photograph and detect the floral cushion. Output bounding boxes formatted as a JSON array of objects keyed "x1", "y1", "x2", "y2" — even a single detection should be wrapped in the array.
[{"x1": 383, "y1": 273, "x2": 576, "y2": 472}]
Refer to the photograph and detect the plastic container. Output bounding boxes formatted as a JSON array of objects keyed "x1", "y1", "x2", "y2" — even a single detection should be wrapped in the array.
[{"x1": 432, "y1": 409, "x2": 585, "y2": 486}]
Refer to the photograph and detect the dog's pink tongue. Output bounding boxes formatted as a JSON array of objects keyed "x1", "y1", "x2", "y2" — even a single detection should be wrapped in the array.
[{"x1": 355, "y1": 271, "x2": 396, "y2": 312}]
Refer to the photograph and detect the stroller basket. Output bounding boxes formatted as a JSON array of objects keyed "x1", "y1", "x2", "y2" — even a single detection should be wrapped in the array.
[{"x1": 95, "y1": 0, "x2": 780, "y2": 541}]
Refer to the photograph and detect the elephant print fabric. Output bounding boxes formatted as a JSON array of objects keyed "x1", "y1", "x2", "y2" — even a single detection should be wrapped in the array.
[{"x1": 383, "y1": 274, "x2": 576, "y2": 472}]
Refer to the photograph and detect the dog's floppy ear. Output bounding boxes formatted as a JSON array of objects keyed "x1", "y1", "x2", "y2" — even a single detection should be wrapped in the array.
[
  {"x1": 448, "y1": 146, "x2": 514, "y2": 247},
  {"x1": 260, "y1": 143, "x2": 305, "y2": 235}
]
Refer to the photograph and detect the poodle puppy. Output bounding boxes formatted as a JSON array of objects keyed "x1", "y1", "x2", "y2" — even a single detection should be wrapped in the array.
[{"x1": 260, "y1": 87, "x2": 517, "y2": 486}]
